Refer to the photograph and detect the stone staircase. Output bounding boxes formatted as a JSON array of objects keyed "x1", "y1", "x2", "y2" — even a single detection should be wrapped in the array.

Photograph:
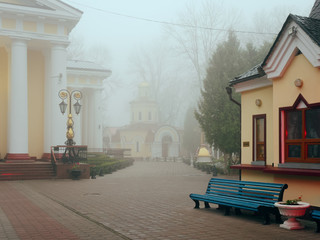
[{"x1": 0, "y1": 162, "x2": 56, "y2": 180}]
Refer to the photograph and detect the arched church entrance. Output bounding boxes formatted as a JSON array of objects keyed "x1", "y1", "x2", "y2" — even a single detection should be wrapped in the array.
[{"x1": 162, "y1": 135, "x2": 172, "y2": 158}]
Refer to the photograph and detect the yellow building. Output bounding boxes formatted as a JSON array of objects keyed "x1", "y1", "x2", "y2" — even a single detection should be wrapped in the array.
[
  {"x1": 0, "y1": 1, "x2": 110, "y2": 161},
  {"x1": 229, "y1": 2, "x2": 320, "y2": 206},
  {"x1": 105, "y1": 82, "x2": 182, "y2": 160}
]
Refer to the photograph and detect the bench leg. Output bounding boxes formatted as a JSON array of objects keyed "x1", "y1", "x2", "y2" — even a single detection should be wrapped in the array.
[
  {"x1": 193, "y1": 200, "x2": 200, "y2": 209},
  {"x1": 316, "y1": 220, "x2": 320, "y2": 233},
  {"x1": 258, "y1": 207, "x2": 271, "y2": 225},
  {"x1": 263, "y1": 213, "x2": 270, "y2": 225},
  {"x1": 262, "y1": 212, "x2": 270, "y2": 225},
  {"x1": 235, "y1": 208, "x2": 242, "y2": 215},
  {"x1": 217, "y1": 204, "x2": 223, "y2": 210},
  {"x1": 275, "y1": 211, "x2": 283, "y2": 224},
  {"x1": 224, "y1": 206, "x2": 231, "y2": 216},
  {"x1": 204, "y1": 202, "x2": 211, "y2": 208}
]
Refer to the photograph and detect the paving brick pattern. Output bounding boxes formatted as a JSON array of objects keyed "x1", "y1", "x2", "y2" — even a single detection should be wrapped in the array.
[{"x1": 0, "y1": 161, "x2": 319, "y2": 239}]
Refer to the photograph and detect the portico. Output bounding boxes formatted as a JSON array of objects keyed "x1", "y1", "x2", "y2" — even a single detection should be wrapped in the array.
[{"x1": 0, "y1": 0, "x2": 82, "y2": 160}]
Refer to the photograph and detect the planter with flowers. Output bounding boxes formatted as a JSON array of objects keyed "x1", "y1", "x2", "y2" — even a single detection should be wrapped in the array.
[
  {"x1": 274, "y1": 196, "x2": 310, "y2": 230},
  {"x1": 70, "y1": 162, "x2": 82, "y2": 180}
]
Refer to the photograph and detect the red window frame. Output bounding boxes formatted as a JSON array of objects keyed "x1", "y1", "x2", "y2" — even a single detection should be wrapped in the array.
[
  {"x1": 280, "y1": 94, "x2": 320, "y2": 164},
  {"x1": 253, "y1": 114, "x2": 266, "y2": 162}
]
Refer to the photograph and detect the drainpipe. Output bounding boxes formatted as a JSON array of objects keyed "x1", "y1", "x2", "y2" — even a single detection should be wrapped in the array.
[{"x1": 226, "y1": 86, "x2": 241, "y2": 180}]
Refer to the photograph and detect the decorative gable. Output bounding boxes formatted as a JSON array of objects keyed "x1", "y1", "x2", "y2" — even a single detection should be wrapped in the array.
[
  {"x1": 0, "y1": 0, "x2": 82, "y2": 43},
  {"x1": 263, "y1": 15, "x2": 320, "y2": 79}
]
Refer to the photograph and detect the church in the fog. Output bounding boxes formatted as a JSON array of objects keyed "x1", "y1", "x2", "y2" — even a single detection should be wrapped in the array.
[{"x1": 104, "y1": 82, "x2": 182, "y2": 160}]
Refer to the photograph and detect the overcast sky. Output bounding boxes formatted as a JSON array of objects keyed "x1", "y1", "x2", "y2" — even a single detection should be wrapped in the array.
[{"x1": 63, "y1": 0, "x2": 315, "y2": 127}]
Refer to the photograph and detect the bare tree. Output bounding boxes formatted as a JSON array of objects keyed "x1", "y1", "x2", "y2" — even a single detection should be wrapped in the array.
[
  {"x1": 87, "y1": 43, "x2": 112, "y2": 67},
  {"x1": 165, "y1": 1, "x2": 241, "y2": 90},
  {"x1": 129, "y1": 40, "x2": 190, "y2": 126},
  {"x1": 240, "y1": 4, "x2": 312, "y2": 47},
  {"x1": 67, "y1": 33, "x2": 119, "y2": 126},
  {"x1": 67, "y1": 33, "x2": 87, "y2": 60}
]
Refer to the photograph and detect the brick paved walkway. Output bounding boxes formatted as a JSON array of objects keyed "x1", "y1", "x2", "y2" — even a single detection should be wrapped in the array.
[{"x1": 0, "y1": 161, "x2": 319, "y2": 239}]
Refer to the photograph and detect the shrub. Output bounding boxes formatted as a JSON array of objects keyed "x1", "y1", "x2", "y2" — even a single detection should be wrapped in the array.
[{"x1": 81, "y1": 153, "x2": 134, "y2": 177}]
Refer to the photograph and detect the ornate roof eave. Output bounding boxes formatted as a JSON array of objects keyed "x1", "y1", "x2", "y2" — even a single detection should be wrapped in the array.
[
  {"x1": 233, "y1": 75, "x2": 272, "y2": 93},
  {"x1": 262, "y1": 14, "x2": 320, "y2": 79},
  {"x1": 229, "y1": 63, "x2": 265, "y2": 86},
  {"x1": 229, "y1": 63, "x2": 272, "y2": 93}
]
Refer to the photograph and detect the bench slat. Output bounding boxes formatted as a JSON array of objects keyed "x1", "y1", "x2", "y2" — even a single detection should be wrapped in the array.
[
  {"x1": 193, "y1": 193, "x2": 275, "y2": 207},
  {"x1": 209, "y1": 192, "x2": 277, "y2": 204},
  {"x1": 312, "y1": 210, "x2": 320, "y2": 219},
  {"x1": 190, "y1": 177, "x2": 288, "y2": 225},
  {"x1": 208, "y1": 182, "x2": 284, "y2": 192},
  {"x1": 207, "y1": 187, "x2": 280, "y2": 200},
  {"x1": 207, "y1": 186, "x2": 280, "y2": 198},
  {"x1": 208, "y1": 178, "x2": 285, "y2": 188},
  {"x1": 190, "y1": 194, "x2": 260, "y2": 209}
]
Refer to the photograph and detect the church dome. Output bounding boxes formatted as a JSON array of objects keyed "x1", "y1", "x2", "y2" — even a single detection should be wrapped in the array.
[{"x1": 198, "y1": 147, "x2": 211, "y2": 157}]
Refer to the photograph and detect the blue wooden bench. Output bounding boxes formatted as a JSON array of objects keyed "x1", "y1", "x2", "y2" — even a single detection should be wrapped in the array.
[
  {"x1": 311, "y1": 210, "x2": 320, "y2": 232},
  {"x1": 189, "y1": 178, "x2": 288, "y2": 224}
]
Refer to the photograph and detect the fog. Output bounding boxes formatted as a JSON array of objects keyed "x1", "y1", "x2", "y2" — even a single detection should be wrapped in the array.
[{"x1": 63, "y1": 0, "x2": 314, "y2": 128}]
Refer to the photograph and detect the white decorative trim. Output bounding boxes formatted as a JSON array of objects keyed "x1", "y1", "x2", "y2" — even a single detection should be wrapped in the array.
[
  {"x1": 37, "y1": 21, "x2": 44, "y2": 33},
  {"x1": 154, "y1": 126, "x2": 180, "y2": 142},
  {"x1": 1, "y1": 29, "x2": 69, "y2": 44},
  {"x1": 57, "y1": 23, "x2": 64, "y2": 36},
  {"x1": 264, "y1": 21, "x2": 320, "y2": 79},
  {"x1": 233, "y1": 76, "x2": 272, "y2": 93},
  {"x1": 0, "y1": 1, "x2": 81, "y2": 23},
  {"x1": 67, "y1": 69, "x2": 111, "y2": 78},
  {"x1": 0, "y1": 0, "x2": 81, "y2": 41},
  {"x1": 296, "y1": 100, "x2": 307, "y2": 109},
  {"x1": 16, "y1": 18, "x2": 23, "y2": 31},
  {"x1": 67, "y1": 83, "x2": 104, "y2": 90}
]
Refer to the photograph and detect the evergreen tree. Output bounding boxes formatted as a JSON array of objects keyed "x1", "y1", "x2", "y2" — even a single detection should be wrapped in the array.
[{"x1": 195, "y1": 32, "x2": 271, "y2": 157}]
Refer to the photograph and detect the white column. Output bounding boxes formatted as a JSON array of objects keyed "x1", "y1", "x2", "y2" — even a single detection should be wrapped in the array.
[
  {"x1": 86, "y1": 89, "x2": 96, "y2": 150},
  {"x1": 81, "y1": 89, "x2": 103, "y2": 151},
  {"x1": 43, "y1": 43, "x2": 67, "y2": 156},
  {"x1": 94, "y1": 89, "x2": 103, "y2": 150},
  {"x1": 6, "y1": 38, "x2": 29, "y2": 160}
]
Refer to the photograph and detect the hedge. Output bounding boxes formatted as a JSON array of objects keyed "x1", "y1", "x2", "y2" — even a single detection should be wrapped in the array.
[{"x1": 81, "y1": 153, "x2": 134, "y2": 177}]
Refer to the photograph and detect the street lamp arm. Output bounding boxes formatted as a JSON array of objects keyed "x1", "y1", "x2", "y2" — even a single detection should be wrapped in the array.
[{"x1": 58, "y1": 89, "x2": 82, "y2": 115}]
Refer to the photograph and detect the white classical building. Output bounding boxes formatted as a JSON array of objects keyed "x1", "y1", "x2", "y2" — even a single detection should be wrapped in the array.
[{"x1": 0, "y1": 0, "x2": 111, "y2": 160}]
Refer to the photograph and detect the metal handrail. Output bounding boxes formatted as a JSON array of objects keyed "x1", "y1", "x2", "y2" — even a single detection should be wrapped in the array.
[
  {"x1": 50, "y1": 147, "x2": 57, "y2": 175},
  {"x1": 51, "y1": 145, "x2": 88, "y2": 163}
]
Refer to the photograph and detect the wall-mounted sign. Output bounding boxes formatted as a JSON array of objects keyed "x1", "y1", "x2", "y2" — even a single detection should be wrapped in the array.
[{"x1": 243, "y1": 141, "x2": 250, "y2": 147}]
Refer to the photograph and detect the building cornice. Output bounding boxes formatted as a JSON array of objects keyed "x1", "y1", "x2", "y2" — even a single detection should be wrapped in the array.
[
  {"x1": 67, "y1": 68, "x2": 112, "y2": 79},
  {"x1": 1, "y1": 29, "x2": 69, "y2": 45}
]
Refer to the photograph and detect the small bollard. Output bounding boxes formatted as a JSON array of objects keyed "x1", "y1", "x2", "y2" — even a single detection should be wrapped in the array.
[{"x1": 212, "y1": 165, "x2": 218, "y2": 176}]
